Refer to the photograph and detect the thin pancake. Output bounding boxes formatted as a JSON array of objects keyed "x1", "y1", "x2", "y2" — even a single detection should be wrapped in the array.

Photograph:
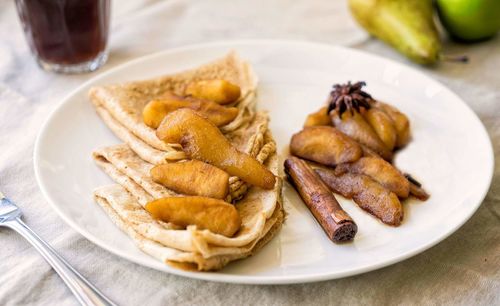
[
  {"x1": 94, "y1": 185, "x2": 284, "y2": 271},
  {"x1": 89, "y1": 51, "x2": 258, "y2": 157},
  {"x1": 93, "y1": 146, "x2": 280, "y2": 251},
  {"x1": 90, "y1": 52, "x2": 284, "y2": 270}
]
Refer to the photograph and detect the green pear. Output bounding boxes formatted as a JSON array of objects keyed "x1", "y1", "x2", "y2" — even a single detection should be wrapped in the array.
[
  {"x1": 348, "y1": 0, "x2": 441, "y2": 65},
  {"x1": 436, "y1": 0, "x2": 500, "y2": 42}
]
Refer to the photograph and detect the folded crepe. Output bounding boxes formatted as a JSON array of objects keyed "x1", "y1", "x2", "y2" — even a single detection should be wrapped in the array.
[
  {"x1": 94, "y1": 111, "x2": 276, "y2": 204},
  {"x1": 94, "y1": 184, "x2": 284, "y2": 271},
  {"x1": 89, "y1": 52, "x2": 285, "y2": 270},
  {"x1": 93, "y1": 148, "x2": 283, "y2": 270},
  {"x1": 89, "y1": 51, "x2": 258, "y2": 164}
]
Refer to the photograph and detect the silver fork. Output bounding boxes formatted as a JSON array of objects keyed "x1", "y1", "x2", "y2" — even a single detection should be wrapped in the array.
[{"x1": 0, "y1": 192, "x2": 116, "y2": 306}]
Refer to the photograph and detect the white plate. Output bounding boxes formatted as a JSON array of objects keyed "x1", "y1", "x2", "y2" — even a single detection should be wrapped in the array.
[{"x1": 34, "y1": 40, "x2": 494, "y2": 284}]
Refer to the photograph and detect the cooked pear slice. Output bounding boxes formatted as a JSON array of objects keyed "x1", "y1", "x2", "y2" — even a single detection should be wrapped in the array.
[
  {"x1": 375, "y1": 102, "x2": 410, "y2": 149},
  {"x1": 363, "y1": 107, "x2": 397, "y2": 151},
  {"x1": 336, "y1": 157, "x2": 410, "y2": 198},
  {"x1": 146, "y1": 196, "x2": 241, "y2": 237},
  {"x1": 156, "y1": 109, "x2": 276, "y2": 189},
  {"x1": 404, "y1": 173, "x2": 430, "y2": 201},
  {"x1": 185, "y1": 80, "x2": 241, "y2": 105},
  {"x1": 290, "y1": 126, "x2": 362, "y2": 166},
  {"x1": 409, "y1": 182, "x2": 430, "y2": 201},
  {"x1": 360, "y1": 144, "x2": 382, "y2": 158},
  {"x1": 151, "y1": 160, "x2": 229, "y2": 199},
  {"x1": 303, "y1": 106, "x2": 331, "y2": 127},
  {"x1": 330, "y1": 110, "x2": 392, "y2": 160},
  {"x1": 143, "y1": 100, "x2": 173, "y2": 129},
  {"x1": 143, "y1": 93, "x2": 238, "y2": 129},
  {"x1": 316, "y1": 168, "x2": 403, "y2": 226}
]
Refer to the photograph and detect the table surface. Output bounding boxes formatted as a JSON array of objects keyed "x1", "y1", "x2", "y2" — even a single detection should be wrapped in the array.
[{"x1": 1, "y1": 1, "x2": 499, "y2": 305}]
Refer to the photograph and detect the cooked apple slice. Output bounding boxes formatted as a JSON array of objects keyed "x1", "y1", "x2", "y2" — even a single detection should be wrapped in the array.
[
  {"x1": 375, "y1": 102, "x2": 410, "y2": 149},
  {"x1": 146, "y1": 196, "x2": 241, "y2": 237},
  {"x1": 151, "y1": 160, "x2": 229, "y2": 199},
  {"x1": 185, "y1": 80, "x2": 241, "y2": 105},
  {"x1": 156, "y1": 109, "x2": 276, "y2": 189},
  {"x1": 336, "y1": 157, "x2": 410, "y2": 198},
  {"x1": 143, "y1": 93, "x2": 238, "y2": 128},
  {"x1": 363, "y1": 107, "x2": 397, "y2": 151},
  {"x1": 303, "y1": 106, "x2": 331, "y2": 127},
  {"x1": 330, "y1": 110, "x2": 392, "y2": 160},
  {"x1": 315, "y1": 168, "x2": 403, "y2": 226},
  {"x1": 290, "y1": 126, "x2": 362, "y2": 166}
]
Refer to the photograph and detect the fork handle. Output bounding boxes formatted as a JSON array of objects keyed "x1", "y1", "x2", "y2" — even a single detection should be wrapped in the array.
[{"x1": 6, "y1": 218, "x2": 116, "y2": 306}]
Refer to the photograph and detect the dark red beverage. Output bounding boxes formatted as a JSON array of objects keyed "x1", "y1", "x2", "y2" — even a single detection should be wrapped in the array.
[{"x1": 16, "y1": 0, "x2": 110, "y2": 73}]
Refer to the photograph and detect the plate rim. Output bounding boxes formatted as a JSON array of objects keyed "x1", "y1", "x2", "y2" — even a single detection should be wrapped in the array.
[{"x1": 33, "y1": 39, "x2": 495, "y2": 284}]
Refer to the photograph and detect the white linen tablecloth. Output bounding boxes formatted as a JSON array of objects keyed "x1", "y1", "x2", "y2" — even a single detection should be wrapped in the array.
[{"x1": 0, "y1": 1, "x2": 499, "y2": 305}]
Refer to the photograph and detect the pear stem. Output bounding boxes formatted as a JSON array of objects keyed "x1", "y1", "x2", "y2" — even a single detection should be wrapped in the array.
[{"x1": 441, "y1": 54, "x2": 469, "y2": 63}]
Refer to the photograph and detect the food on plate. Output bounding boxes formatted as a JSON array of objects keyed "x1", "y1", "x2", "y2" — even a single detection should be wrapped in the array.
[
  {"x1": 150, "y1": 160, "x2": 229, "y2": 199},
  {"x1": 142, "y1": 93, "x2": 239, "y2": 129},
  {"x1": 303, "y1": 106, "x2": 331, "y2": 127},
  {"x1": 284, "y1": 156, "x2": 357, "y2": 242},
  {"x1": 89, "y1": 51, "x2": 259, "y2": 164},
  {"x1": 90, "y1": 52, "x2": 284, "y2": 271},
  {"x1": 186, "y1": 79, "x2": 241, "y2": 105},
  {"x1": 290, "y1": 126, "x2": 362, "y2": 166},
  {"x1": 405, "y1": 173, "x2": 430, "y2": 201},
  {"x1": 145, "y1": 196, "x2": 241, "y2": 237},
  {"x1": 359, "y1": 144, "x2": 382, "y2": 159},
  {"x1": 156, "y1": 108, "x2": 276, "y2": 190},
  {"x1": 316, "y1": 167, "x2": 403, "y2": 226},
  {"x1": 142, "y1": 100, "x2": 169, "y2": 129},
  {"x1": 362, "y1": 107, "x2": 397, "y2": 151},
  {"x1": 93, "y1": 144, "x2": 282, "y2": 270},
  {"x1": 375, "y1": 101, "x2": 411, "y2": 148},
  {"x1": 326, "y1": 82, "x2": 415, "y2": 159},
  {"x1": 330, "y1": 110, "x2": 392, "y2": 160},
  {"x1": 287, "y1": 81, "x2": 428, "y2": 229},
  {"x1": 335, "y1": 157, "x2": 410, "y2": 198}
]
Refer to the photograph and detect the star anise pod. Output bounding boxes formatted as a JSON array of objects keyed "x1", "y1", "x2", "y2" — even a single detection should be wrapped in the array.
[{"x1": 326, "y1": 81, "x2": 373, "y2": 116}]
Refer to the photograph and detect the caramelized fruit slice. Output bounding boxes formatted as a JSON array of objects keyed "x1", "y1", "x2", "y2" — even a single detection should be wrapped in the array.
[
  {"x1": 146, "y1": 196, "x2": 241, "y2": 237},
  {"x1": 185, "y1": 80, "x2": 241, "y2": 105},
  {"x1": 375, "y1": 102, "x2": 410, "y2": 148},
  {"x1": 330, "y1": 110, "x2": 392, "y2": 160},
  {"x1": 363, "y1": 107, "x2": 397, "y2": 151},
  {"x1": 404, "y1": 173, "x2": 430, "y2": 201},
  {"x1": 143, "y1": 100, "x2": 173, "y2": 129},
  {"x1": 303, "y1": 106, "x2": 331, "y2": 127},
  {"x1": 336, "y1": 157, "x2": 410, "y2": 198},
  {"x1": 290, "y1": 126, "x2": 362, "y2": 166},
  {"x1": 143, "y1": 93, "x2": 238, "y2": 129},
  {"x1": 156, "y1": 109, "x2": 276, "y2": 189},
  {"x1": 316, "y1": 168, "x2": 403, "y2": 226},
  {"x1": 151, "y1": 160, "x2": 229, "y2": 199}
]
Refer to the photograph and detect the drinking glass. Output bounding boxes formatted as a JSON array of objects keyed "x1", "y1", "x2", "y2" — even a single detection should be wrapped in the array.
[{"x1": 15, "y1": 0, "x2": 111, "y2": 74}]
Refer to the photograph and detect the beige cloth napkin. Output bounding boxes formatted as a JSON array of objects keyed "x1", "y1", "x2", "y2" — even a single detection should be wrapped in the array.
[{"x1": 0, "y1": 0, "x2": 498, "y2": 305}]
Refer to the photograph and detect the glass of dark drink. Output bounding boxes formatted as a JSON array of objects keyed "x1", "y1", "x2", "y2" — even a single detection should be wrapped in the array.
[{"x1": 15, "y1": 0, "x2": 111, "y2": 74}]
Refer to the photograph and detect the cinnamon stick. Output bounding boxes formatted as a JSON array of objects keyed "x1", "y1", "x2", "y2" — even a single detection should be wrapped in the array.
[{"x1": 284, "y1": 156, "x2": 357, "y2": 243}]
